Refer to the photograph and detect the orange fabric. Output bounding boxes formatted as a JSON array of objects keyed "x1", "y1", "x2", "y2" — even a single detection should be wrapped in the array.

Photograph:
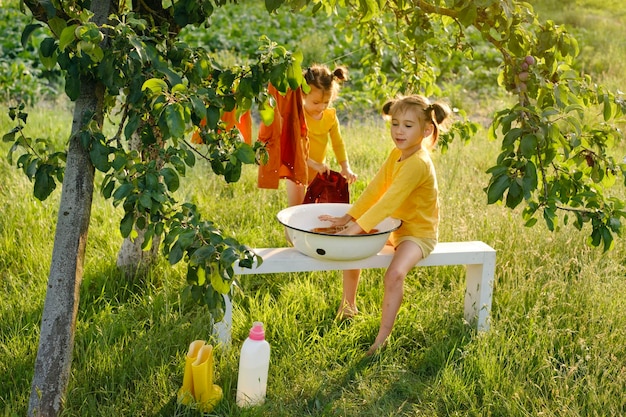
[
  {"x1": 257, "y1": 84, "x2": 309, "y2": 189},
  {"x1": 221, "y1": 109, "x2": 252, "y2": 144},
  {"x1": 191, "y1": 109, "x2": 253, "y2": 144}
]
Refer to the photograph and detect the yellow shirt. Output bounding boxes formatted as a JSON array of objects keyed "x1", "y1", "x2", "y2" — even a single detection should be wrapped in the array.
[
  {"x1": 347, "y1": 147, "x2": 439, "y2": 242},
  {"x1": 305, "y1": 108, "x2": 348, "y2": 183}
]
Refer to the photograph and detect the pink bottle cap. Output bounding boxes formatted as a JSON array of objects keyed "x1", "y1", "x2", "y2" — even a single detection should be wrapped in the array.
[{"x1": 249, "y1": 321, "x2": 265, "y2": 340}]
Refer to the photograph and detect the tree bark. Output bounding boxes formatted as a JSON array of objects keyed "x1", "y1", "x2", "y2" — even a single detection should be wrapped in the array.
[
  {"x1": 27, "y1": 85, "x2": 97, "y2": 417},
  {"x1": 27, "y1": 1, "x2": 113, "y2": 415},
  {"x1": 116, "y1": 132, "x2": 161, "y2": 273}
]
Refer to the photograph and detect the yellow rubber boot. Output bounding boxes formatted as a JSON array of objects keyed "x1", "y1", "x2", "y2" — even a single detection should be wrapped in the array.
[
  {"x1": 177, "y1": 340, "x2": 206, "y2": 405},
  {"x1": 191, "y1": 344, "x2": 223, "y2": 413}
]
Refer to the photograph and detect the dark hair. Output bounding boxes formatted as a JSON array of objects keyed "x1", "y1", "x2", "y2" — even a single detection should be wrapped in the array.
[
  {"x1": 303, "y1": 64, "x2": 348, "y2": 100},
  {"x1": 382, "y1": 95, "x2": 452, "y2": 149}
]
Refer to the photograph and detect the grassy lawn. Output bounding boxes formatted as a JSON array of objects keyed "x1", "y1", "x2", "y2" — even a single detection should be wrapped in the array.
[{"x1": 2, "y1": 2, "x2": 626, "y2": 417}]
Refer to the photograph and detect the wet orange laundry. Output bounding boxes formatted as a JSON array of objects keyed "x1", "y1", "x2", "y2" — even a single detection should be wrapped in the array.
[
  {"x1": 257, "y1": 84, "x2": 309, "y2": 189},
  {"x1": 191, "y1": 109, "x2": 252, "y2": 144}
]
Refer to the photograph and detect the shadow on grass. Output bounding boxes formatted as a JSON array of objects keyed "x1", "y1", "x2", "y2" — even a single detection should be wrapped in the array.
[
  {"x1": 78, "y1": 260, "x2": 178, "y2": 319},
  {"x1": 305, "y1": 312, "x2": 474, "y2": 416}
]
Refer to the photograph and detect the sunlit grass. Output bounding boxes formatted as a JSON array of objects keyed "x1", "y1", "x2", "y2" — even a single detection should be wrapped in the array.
[
  {"x1": 2, "y1": 2, "x2": 626, "y2": 416},
  {"x1": 3, "y1": 101, "x2": 626, "y2": 416}
]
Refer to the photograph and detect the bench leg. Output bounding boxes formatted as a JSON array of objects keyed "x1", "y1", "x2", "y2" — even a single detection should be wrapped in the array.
[{"x1": 463, "y1": 255, "x2": 495, "y2": 331}]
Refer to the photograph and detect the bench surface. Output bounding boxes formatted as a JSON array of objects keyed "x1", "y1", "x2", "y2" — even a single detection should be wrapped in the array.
[{"x1": 234, "y1": 241, "x2": 496, "y2": 274}]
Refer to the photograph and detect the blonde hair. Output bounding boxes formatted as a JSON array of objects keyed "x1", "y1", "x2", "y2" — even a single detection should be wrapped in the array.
[
  {"x1": 382, "y1": 95, "x2": 452, "y2": 149},
  {"x1": 303, "y1": 64, "x2": 348, "y2": 101}
]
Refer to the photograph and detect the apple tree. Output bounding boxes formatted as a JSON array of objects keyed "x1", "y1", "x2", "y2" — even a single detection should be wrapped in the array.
[
  {"x1": 312, "y1": 0, "x2": 625, "y2": 250},
  {"x1": 5, "y1": 0, "x2": 303, "y2": 415}
]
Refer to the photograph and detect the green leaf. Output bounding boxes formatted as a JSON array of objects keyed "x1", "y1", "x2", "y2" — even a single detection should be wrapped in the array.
[
  {"x1": 224, "y1": 161, "x2": 242, "y2": 183},
  {"x1": 160, "y1": 167, "x2": 180, "y2": 192},
  {"x1": 142, "y1": 78, "x2": 169, "y2": 95},
  {"x1": 505, "y1": 180, "x2": 524, "y2": 209},
  {"x1": 259, "y1": 102, "x2": 275, "y2": 126},
  {"x1": 33, "y1": 168, "x2": 56, "y2": 200},
  {"x1": 265, "y1": 0, "x2": 282, "y2": 13},
  {"x1": 206, "y1": 106, "x2": 221, "y2": 130},
  {"x1": 543, "y1": 207, "x2": 556, "y2": 232},
  {"x1": 120, "y1": 212, "x2": 135, "y2": 238},
  {"x1": 486, "y1": 174, "x2": 510, "y2": 204},
  {"x1": 191, "y1": 97, "x2": 206, "y2": 121},
  {"x1": 168, "y1": 241, "x2": 184, "y2": 265},
  {"x1": 196, "y1": 267, "x2": 206, "y2": 286},
  {"x1": 458, "y1": 4, "x2": 478, "y2": 27},
  {"x1": 286, "y1": 59, "x2": 303, "y2": 90},
  {"x1": 124, "y1": 113, "x2": 141, "y2": 140},
  {"x1": 22, "y1": 23, "x2": 42, "y2": 48},
  {"x1": 210, "y1": 268, "x2": 231, "y2": 294},
  {"x1": 113, "y1": 183, "x2": 135, "y2": 201},
  {"x1": 164, "y1": 103, "x2": 186, "y2": 138},
  {"x1": 524, "y1": 217, "x2": 538, "y2": 227},
  {"x1": 235, "y1": 145, "x2": 256, "y2": 164},
  {"x1": 519, "y1": 134, "x2": 538, "y2": 158},
  {"x1": 59, "y1": 25, "x2": 78, "y2": 51},
  {"x1": 601, "y1": 226, "x2": 614, "y2": 252},
  {"x1": 502, "y1": 127, "x2": 523, "y2": 148},
  {"x1": 140, "y1": 227, "x2": 153, "y2": 249},
  {"x1": 89, "y1": 141, "x2": 112, "y2": 172},
  {"x1": 139, "y1": 192, "x2": 152, "y2": 209},
  {"x1": 190, "y1": 246, "x2": 216, "y2": 266},
  {"x1": 184, "y1": 149, "x2": 196, "y2": 167},
  {"x1": 3, "y1": 130, "x2": 16, "y2": 143},
  {"x1": 48, "y1": 17, "x2": 67, "y2": 38},
  {"x1": 40, "y1": 52, "x2": 57, "y2": 70},
  {"x1": 102, "y1": 179, "x2": 115, "y2": 199},
  {"x1": 603, "y1": 95, "x2": 612, "y2": 121},
  {"x1": 359, "y1": 0, "x2": 380, "y2": 22},
  {"x1": 522, "y1": 161, "x2": 538, "y2": 198},
  {"x1": 65, "y1": 73, "x2": 80, "y2": 101}
]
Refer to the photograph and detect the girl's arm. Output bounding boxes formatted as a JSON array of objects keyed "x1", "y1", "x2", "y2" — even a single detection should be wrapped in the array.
[
  {"x1": 339, "y1": 160, "x2": 357, "y2": 183},
  {"x1": 307, "y1": 158, "x2": 330, "y2": 175},
  {"x1": 328, "y1": 111, "x2": 357, "y2": 183}
]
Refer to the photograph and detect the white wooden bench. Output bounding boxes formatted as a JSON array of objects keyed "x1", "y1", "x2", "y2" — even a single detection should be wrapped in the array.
[{"x1": 213, "y1": 241, "x2": 496, "y2": 345}]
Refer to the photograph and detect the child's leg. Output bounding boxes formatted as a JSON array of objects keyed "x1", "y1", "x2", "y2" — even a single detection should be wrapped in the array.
[
  {"x1": 367, "y1": 241, "x2": 423, "y2": 355},
  {"x1": 286, "y1": 179, "x2": 305, "y2": 206},
  {"x1": 337, "y1": 269, "x2": 361, "y2": 319},
  {"x1": 284, "y1": 180, "x2": 306, "y2": 244}
]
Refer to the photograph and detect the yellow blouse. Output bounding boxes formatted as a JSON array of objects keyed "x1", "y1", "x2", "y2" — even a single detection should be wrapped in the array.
[
  {"x1": 304, "y1": 108, "x2": 348, "y2": 183},
  {"x1": 347, "y1": 147, "x2": 439, "y2": 241}
]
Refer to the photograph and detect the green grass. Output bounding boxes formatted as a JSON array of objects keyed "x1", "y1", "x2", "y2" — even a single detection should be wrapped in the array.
[
  {"x1": 2, "y1": 110, "x2": 626, "y2": 416},
  {"x1": 2, "y1": 3, "x2": 626, "y2": 417}
]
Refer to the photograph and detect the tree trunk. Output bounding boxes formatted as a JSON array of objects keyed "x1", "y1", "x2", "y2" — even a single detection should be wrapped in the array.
[
  {"x1": 27, "y1": 87, "x2": 97, "y2": 417},
  {"x1": 27, "y1": 1, "x2": 112, "y2": 415},
  {"x1": 116, "y1": 128, "x2": 162, "y2": 273},
  {"x1": 116, "y1": 227, "x2": 161, "y2": 271}
]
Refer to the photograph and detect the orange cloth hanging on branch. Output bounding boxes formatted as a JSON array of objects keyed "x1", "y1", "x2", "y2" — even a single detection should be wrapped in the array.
[
  {"x1": 191, "y1": 109, "x2": 253, "y2": 144},
  {"x1": 257, "y1": 84, "x2": 309, "y2": 189}
]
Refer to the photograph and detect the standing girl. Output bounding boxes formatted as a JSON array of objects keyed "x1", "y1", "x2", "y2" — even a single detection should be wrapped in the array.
[
  {"x1": 285, "y1": 64, "x2": 358, "y2": 206},
  {"x1": 320, "y1": 95, "x2": 451, "y2": 356}
]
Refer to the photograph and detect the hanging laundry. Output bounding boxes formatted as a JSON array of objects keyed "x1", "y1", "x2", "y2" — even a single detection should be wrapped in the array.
[
  {"x1": 191, "y1": 108, "x2": 253, "y2": 144},
  {"x1": 257, "y1": 84, "x2": 309, "y2": 189}
]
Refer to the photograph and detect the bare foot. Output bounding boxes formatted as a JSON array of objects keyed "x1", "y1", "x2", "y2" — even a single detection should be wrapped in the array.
[{"x1": 335, "y1": 303, "x2": 359, "y2": 321}]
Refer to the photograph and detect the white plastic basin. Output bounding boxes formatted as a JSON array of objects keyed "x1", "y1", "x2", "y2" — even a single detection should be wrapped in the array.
[{"x1": 276, "y1": 203, "x2": 401, "y2": 261}]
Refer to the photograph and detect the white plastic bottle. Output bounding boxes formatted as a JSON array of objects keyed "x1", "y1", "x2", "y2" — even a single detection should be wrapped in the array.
[{"x1": 236, "y1": 321, "x2": 271, "y2": 407}]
